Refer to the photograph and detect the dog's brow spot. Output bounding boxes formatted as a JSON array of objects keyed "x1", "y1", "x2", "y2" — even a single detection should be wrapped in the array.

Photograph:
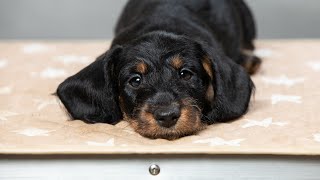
[
  {"x1": 136, "y1": 62, "x2": 148, "y2": 74},
  {"x1": 170, "y1": 56, "x2": 183, "y2": 69},
  {"x1": 202, "y1": 56, "x2": 213, "y2": 79}
]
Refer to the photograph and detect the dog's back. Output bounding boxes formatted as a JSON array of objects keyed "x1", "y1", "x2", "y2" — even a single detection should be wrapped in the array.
[{"x1": 113, "y1": 0, "x2": 259, "y2": 73}]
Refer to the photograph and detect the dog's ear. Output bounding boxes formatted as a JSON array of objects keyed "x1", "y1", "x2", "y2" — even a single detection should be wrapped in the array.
[
  {"x1": 57, "y1": 46, "x2": 123, "y2": 124},
  {"x1": 200, "y1": 43, "x2": 254, "y2": 124}
]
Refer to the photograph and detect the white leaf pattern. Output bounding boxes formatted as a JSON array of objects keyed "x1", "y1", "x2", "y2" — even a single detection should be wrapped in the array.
[
  {"x1": 271, "y1": 94, "x2": 302, "y2": 104},
  {"x1": 194, "y1": 137, "x2": 245, "y2": 146},
  {"x1": 242, "y1": 117, "x2": 288, "y2": 128},
  {"x1": 31, "y1": 67, "x2": 67, "y2": 79},
  {"x1": 13, "y1": 128, "x2": 54, "y2": 136},
  {"x1": 0, "y1": 111, "x2": 19, "y2": 121},
  {"x1": 22, "y1": 43, "x2": 50, "y2": 54},
  {"x1": 54, "y1": 55, "x2": 91, "y2": 65},
  {"x1": 262, "y1": 75, "x2": 304, "y2": 86},
  {"x1": 33, "y1": 99, "x2": 59, "y2": 111},
  {"x1": 254, "y1": 49, "x2": 273, "y2": 58},
  {"x1": 41, "y1": 67, "x2": 67, "y2": 78},
  {"x1": 0, "y1": 86, "x2": 12, "y2": 95},
  {"x1": 0, "y1": 59, "x2": 8, "y2": 69},
  {"x1": 314, "y1": 133, "x2": 320, "y2": 142},
  {"x1": 307, "y1": 61, "x2": 320, "y2": 72},
  {"x1": 87, "y1": 138, "x2": 115, "y2": 147}
]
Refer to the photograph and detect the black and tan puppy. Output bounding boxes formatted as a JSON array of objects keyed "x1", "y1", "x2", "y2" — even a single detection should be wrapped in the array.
[{"x1": 57, "y1": 0, "x2": 261, "y2": 140}]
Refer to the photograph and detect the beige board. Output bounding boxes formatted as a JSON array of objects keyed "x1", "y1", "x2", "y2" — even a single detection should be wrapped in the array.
[{"x1": 0, "y1": 40, "x2": 320, "y2": 155}]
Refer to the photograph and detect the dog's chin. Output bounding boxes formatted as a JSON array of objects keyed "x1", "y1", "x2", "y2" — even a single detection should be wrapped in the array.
[{"x1": 125, "y1": 106, "x2": 205, "y2": 140}]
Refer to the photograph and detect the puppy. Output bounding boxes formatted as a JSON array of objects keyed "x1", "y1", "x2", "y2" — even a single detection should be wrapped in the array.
[{"x1": 57, "y1": 0, "x2": 260, "y2": 140}]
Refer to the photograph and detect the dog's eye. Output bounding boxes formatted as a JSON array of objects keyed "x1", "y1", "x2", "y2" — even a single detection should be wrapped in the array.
[
  {"x1": 129, "y1": 75, "x2": 142, "y2": 87},
  {"x1": 179, "y1": 69, "x2": 193, "y2": 80}
]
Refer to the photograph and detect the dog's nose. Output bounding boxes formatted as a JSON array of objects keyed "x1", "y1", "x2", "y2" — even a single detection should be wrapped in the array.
[{"x1": 154, "y1": 106, "x2": 181, "y2": 128}]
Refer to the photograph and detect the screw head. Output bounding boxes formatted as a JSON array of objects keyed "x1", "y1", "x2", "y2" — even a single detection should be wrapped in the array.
[{"x1": 149, "y1": 164, "x2": 160, "y2": 176}]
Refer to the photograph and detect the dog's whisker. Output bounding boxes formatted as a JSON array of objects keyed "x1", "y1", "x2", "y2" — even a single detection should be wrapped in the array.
[{"x1": 188, "y1": 104, "x2": 202, "y2": 112}]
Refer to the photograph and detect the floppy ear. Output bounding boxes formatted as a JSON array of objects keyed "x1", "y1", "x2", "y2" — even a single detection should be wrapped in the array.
[
  {"x1": 57, "y1": 46, "x2": 123, "y2": 124},
  {"x1": 201, "y1": 44, "x2": 254, "y2": 124}
]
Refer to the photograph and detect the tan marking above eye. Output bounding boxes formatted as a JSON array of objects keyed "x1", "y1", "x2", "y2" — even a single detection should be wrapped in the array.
[
  {"x1": 136, "y1": 62, "x2": 148, "y2": 74},
  {"x1": 202, "y1": 56, "x2": 213, "y2": 79},
  {"x1": 170, "y1": 55, "x2": 184, "y2": 69}
]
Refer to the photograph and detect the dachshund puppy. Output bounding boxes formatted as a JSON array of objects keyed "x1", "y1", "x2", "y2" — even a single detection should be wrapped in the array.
[{"x1": 57, "y1": 0, "x2": 260, "y2": 140}]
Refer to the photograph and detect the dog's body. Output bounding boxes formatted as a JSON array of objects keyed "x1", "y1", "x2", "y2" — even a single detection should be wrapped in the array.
[
  {"x1": 114, "y1": 0, "x2": 260, "y2": 70},
  {"x1": 57, "y1": 0, "x2": 260, "y2": 139}
]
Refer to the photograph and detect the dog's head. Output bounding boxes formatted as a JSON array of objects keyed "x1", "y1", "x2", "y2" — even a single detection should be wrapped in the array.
[{"x1": 57, "y1": 32, "x2": 253, "y2": 140}]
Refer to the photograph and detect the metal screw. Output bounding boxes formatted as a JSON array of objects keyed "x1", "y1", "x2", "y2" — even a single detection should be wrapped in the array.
[{"x1": 149, "y1": 164, "x2": 160, "y2": 176}]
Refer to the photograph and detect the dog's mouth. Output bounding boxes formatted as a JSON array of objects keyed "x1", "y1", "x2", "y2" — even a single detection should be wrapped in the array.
[{"x1": 124, "y1": 99, "x2": 206, "y2": 140}]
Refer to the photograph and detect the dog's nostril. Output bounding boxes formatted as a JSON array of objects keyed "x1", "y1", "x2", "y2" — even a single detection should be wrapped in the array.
[{"x1": 155, "y1": 107, "x2": 181, "y2": 128}]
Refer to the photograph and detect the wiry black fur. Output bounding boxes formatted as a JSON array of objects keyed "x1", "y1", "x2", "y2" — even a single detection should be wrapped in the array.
[
  {"x1": 57, "y1": 47, "x2": 123, "y2": 124},
  {"x1": 57, "y1": 0, "x2": 258, "y2": 137}
]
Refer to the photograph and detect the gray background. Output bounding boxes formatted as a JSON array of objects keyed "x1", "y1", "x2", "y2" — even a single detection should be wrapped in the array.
[{"x1": 0, "y1": 0, "x2": 319, "y2": 39}]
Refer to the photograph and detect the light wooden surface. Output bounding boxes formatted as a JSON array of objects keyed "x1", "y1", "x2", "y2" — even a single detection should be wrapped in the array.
[{"x1": 0, "y1": 40, "x2": 320, "y2": 155}]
